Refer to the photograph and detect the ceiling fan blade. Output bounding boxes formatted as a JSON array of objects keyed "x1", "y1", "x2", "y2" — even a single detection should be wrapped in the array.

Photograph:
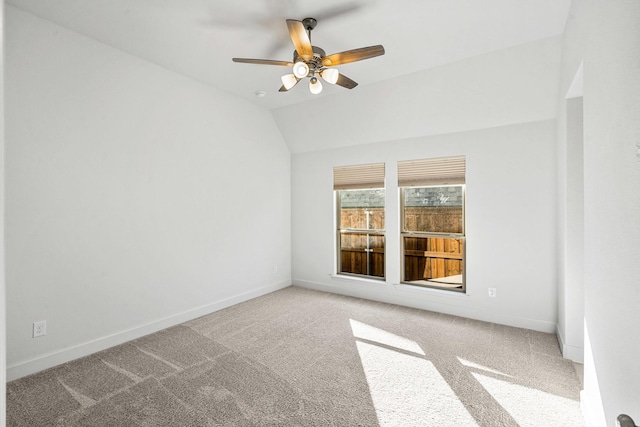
[
  {"x1": 335, "y1": 73, "x2": 358, "y2": 89},
  {"x1": 232, "y1": 58, "x2": 294, "y2": 67},
  {"x1": 322, "y1": 45, "x2": 385, "y2": 66},
  {"x1": 286, "y1": 19, "x2": 313, "y2": 60}
]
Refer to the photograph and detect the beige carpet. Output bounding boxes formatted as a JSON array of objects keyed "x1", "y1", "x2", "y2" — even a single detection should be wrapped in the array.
[{"x1": 7, "y1": 286, "x2": 584, "y2": 426}]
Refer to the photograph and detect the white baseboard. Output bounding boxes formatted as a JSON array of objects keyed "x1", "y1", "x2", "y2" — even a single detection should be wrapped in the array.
[
  {"x1": 293, "y1": 278, "x2": 557, "y2": 333},
  {"x1": 556, "y1": 325, "x2": 584, "y2": 363},
  {"x1": 564, "y1": 344, "x2": 584, "y2": 363},
  {"x1": 7, "y1": 280, "x2": 291, "y2": 382}
]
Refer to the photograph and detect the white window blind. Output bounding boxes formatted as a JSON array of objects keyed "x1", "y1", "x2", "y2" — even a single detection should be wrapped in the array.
[
  {"x1": 397, "y1": 156, "x2": 465, "y2": 187},
  {"x1": 333, "y1": 162, "x2": 385, "y2": 190}
]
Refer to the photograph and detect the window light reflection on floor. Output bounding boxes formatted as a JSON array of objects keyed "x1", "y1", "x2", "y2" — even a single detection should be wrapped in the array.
[
  {"x1": 349, "y1": 319, "x2": 425, "y2": 356},
  {"x1": 458, "y1": 356, "x2": 583, "y2": 426},
  {"x1": 456, "y1": 357, "x2": 515, "y2": 378},
  {"x1": 349, "y1": 320, "x2": 583, "y2": 427},
  {"x1": 350, "y1": 319, "x2": 478, "y2": 426},
  {"x1": 471, "y1": 373, "x2": 583, "y2": 427}
]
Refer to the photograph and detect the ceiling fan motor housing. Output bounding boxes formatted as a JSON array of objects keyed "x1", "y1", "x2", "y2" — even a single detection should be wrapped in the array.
[{"x1": 293, "y1": 46, "x2": 326, "y2": 75}]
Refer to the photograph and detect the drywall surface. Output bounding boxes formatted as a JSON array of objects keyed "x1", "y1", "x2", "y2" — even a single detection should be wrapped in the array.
[
  {"x1": 556, "y1": 0, "x2": 590, "y2": 367},
  {"x1": 1, "y1": 1, "x2": 7, "y2": 424},
  {"x1": 292, "y1": 120, "x2": 558, "y2": 332},
  {"x1": 556, "y1": 94, "x2": 585, "y2": 364},
  {"x1": 273, "y1": 36, "x2": 562, "y2": 153},
  {"x1": 580, "y1": 1, "x2": 640, "y2": 425},
  {"x1": 557, "y1": 1, "x2": 640, "y2": 425},
  {"x1": 5, "y1": 7, "x2": 291, "y2": 379}
]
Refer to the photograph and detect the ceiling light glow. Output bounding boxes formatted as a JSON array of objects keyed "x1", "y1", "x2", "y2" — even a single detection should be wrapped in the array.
[
  {"x1": 321, "y1": 68, "x2": 339, "y2": 84},
  {"x1": 281, "y1": 74, "x2": 298, "y2": 90},
  {"x1": 293, "y1": 61, "x2": 310, "y2": 78},
  {"x1": 309, "y1": 77, "x2": 323, "y2": 94}
]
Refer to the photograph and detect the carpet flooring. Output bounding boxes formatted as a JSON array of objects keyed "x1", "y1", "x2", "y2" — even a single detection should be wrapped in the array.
[{"x1": 7, "y1": 286, "x2": 584, "y2": 426}]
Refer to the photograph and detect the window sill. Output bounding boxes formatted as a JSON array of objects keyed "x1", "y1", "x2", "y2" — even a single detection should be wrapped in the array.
[{"x1": 329, "y1": 274, "x2": 387, "y2": 286}]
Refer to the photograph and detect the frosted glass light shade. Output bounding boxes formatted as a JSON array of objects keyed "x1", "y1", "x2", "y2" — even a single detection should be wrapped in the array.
[
  {"x1": 281, "y1": 74, "x2": 298, "y2": 90},
  {"x1": 321, "y1": 68, "x2": 339, "y2": 84},
  {"x1": 309, "y1": 77, "x2": 323, "y2": 94},
  {"x1": 293, "y1": 61, "x2": 310, "y2": 78}
]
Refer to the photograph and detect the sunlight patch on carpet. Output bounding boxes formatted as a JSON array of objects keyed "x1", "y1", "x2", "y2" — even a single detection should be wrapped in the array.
[
  {"x1": 349, "y1": 319, "x2": 425, "y2": 356},
  {"x1": 457, "y1": 357, "x2": 515, "y2": 378},
  {"x1": 351, "y1": 320, "x2": 478, "y2": 427},
  {"x1": 472, "y1": 373, "x2": 584, "y2": 427}
]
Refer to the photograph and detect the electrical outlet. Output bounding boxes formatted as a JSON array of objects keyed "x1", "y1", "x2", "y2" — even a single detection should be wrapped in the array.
[
  {"x1": 33, "y1": 320, "x2": 47, "y2": 338},
  {"x1": 272, "y1": 265, "x2": 278, "y2": 274},
  {"x1": 488, "y1": 288, "x2": 497, "y2": 298}
]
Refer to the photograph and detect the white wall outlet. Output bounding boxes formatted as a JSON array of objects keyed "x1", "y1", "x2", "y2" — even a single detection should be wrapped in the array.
[
  {"x1": 488, "y1": 288, "x2": 497, "y2": 298},
  {"x1": 272, "y1": 265, "x2": 278, "y2": 274},
  {"x1": 33, "y1": 320, "x2": 47, "y2": 338}
]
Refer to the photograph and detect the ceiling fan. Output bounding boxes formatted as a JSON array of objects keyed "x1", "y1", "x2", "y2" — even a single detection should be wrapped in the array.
[{"x1": 232, "y1": 17, "x2": 385, "y2": 95}]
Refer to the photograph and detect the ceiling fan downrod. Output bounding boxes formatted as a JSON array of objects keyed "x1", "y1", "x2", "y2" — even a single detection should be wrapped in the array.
[{"x1": 302, "y1": 17, "x2": 317, "y2": 41}]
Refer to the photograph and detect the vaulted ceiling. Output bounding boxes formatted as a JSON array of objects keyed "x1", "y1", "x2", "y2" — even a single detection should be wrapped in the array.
[{"x1": 8, "y1": 0, "x2": 572, "y2": 111}]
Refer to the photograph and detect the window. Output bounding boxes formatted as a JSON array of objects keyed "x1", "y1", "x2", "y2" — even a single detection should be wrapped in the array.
[
  {"x1": 334, "y1": 163, "x2": 385, "y2": 279},
  {"x1": 398, "y1": 156, "x2": 466, "y2": 291}
]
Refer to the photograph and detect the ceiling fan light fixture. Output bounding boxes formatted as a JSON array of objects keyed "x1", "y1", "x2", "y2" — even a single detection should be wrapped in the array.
[
  {"x1": 293, "y1": 61, "x2": 310, "y2": 78},
  {"x1": 309, "y1": 77, "x2": 323, "y2": 94},
  {"x1": 320, "y1": 68, "x2": 339, "y2": 84},
  {"x1": 281, "y1": 74, "x2": 299, "y2": 90},
  {"x1": 232, "y1": 18, "x2": 385, "y2": 96}
]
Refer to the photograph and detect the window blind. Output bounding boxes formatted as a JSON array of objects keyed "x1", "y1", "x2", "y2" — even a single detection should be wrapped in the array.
[
  {"x1": 333, "y1": 162, "x2": 385, "y2": 190},
  {"x1": 397, "y1": 156, "x2": 465, "y2": 187}
]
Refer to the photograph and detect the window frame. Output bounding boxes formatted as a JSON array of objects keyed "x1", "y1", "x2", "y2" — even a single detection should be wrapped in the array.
[
  {"x1": 399, "y1": 184, "x2": 466, "y2": 292},
  {"x1": 335, "y1": 188, "x2": 386, "y2": 280}
]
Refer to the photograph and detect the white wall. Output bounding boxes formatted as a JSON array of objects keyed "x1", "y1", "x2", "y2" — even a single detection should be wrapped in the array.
[
  {"x1": 580, "y1": 1, "x2": 640, "y2": 426},
  {"x1": 555, "y1": 0, "x2": 589, "y2": 367},
  {"x1": 556, "y1": 93, "x2": 585, "y2": 364},
  {"x1": 1, "y1": 0, "x2": 7, "y2": 424},
  {"x1": 290, "y1": 34, "x2": 562, "y2": 332},
  {"x1": 292, "y1": 119, "x2": 559, "y2": 332},
  {"x1": 274, "y1": 36, "x2": 562, "y2": 153},
  {"x1": 5, "y1": 7, "x2": 291, "y2": 380},
  {"x1": 558, "y1": 1, "x2": 640, "y2": 425}
]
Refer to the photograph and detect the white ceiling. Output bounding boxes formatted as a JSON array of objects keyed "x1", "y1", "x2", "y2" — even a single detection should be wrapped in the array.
[{"x1": 8, "y1": 0, "x2": 572, "y2": 111}]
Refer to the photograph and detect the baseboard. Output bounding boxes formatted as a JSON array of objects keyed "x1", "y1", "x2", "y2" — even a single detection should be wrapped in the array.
[
  {"x1": 556, "y1": 325, "x2": 584, "y2": 363},
  {"x1": 7, "y1": 280, "x2": 291, "y2": 382},
  {"x1": 293, "y1": 278, "x2": 557, "y2": 333}
]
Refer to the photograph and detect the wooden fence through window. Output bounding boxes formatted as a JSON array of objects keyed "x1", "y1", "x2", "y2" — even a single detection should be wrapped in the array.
[
  {"x1": 339, "y1": 207, "x2": 463, "y2": 281},
  {"x1": 339, "y1": 208, "x2": 384, "y2": 277}
]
